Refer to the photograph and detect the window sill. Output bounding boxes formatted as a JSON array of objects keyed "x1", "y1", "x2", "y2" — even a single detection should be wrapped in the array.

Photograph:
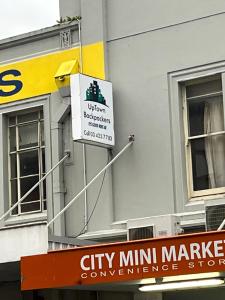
[
  {"x1": 4, "y1": 212, "x2": 47, "y2": 227},
  {"x1": 188, "y1": 192, "x2": 225, "y2": 203}
]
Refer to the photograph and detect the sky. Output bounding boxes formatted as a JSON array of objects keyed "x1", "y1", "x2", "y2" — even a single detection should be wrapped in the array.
[{"x1": 0, "y1": 0, "x2": 59, "y2": 40}]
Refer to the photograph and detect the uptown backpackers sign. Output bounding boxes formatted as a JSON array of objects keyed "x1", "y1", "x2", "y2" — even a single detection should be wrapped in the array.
[
  {"x1": 71, "y1": 74, "x2": 115, "y2": 148},
  {"x1": 21, "y1": 231, "x2": 225, "y2": 290}
]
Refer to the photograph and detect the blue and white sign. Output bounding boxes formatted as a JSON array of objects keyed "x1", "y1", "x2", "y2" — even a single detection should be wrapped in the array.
[{"x1": 71, "y1": 74, "x2": 115, "y2": 147}]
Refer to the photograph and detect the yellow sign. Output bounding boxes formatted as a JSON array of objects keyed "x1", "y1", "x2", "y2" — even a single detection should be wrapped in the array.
[{"x1": 0, "y1": 42, "x2": 105, "y2": 104}]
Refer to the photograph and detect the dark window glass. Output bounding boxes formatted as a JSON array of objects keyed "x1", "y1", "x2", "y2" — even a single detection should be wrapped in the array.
[
  {"x1": 20, "y1": 150, "x2": 39, "y2": 176},
  {"x1": 20, "y1": 176, "x2": 39, "y2": 202},
  {"x1": 19, "y1": 123, "x2": 38, "y2": 149}
]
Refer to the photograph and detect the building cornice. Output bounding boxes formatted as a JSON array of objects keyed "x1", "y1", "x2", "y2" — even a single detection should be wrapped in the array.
[{"x1": 0, "y1": 23, "x2": 78, "y2": 50}]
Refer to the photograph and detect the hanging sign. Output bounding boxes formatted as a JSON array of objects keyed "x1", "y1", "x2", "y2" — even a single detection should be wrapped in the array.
[
  {"x1": 21, "y1": 230, "x2": 225, "y2": 290},
  {"x1": 71, "y1": 74, "x2": 115, "y2": 148}
]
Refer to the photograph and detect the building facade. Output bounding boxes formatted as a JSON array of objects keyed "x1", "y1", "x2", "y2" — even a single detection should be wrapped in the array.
[{"x1": 1, "y1": 0, "x2": 225, "y2": 299}]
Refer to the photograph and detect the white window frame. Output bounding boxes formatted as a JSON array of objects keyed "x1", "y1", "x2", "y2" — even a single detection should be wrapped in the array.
[
  {"x1": 8, "y1": 108, "x2": 46, "y2": 216},
  {"x1": 0, "y1": 96, "x2": 52, "y2": 224},
  {"x1": 182, "y1": 75, "x2": 225, "y2": 199},
  {"x1": 168, "y1": 63, "x2": 225, "y2": 205}
]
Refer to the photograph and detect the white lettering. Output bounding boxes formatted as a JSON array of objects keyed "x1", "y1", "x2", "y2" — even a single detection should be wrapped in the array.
[
  {"x1": 143, "y1": 267, "x2": 149, "y2": 273},
  {"x1": 201, "y1": 241, "x2": 213, "y2": 258},
  {"x1": 208, "y1": 260, "x2": 215, "y2": 266},
  {"x1": 109, "y1": 270, "x2": 116, "y2": 276},
  {"x1": 219, "y1": 259, "x2": 225, "y2": 265},
  {"x1": 118, "y1": 269, "x2": 124, "y2": 276},
  {"x1": 105, "y1": 252, "x2": 115, "y2": 268},
  {"x1": 152, "y1": 265, "x2": 159, "y2": 271},
  {"x1": 162, "y1": 246, "x2": 176, "y2": 262},
  {"x1": 81, "y1": 273, "x2": 87, "y2": 279},
  {"x1": 214, "y1": 240, "x2": 224, "y2": 257},
  {"x1": 139, "y1": 249, "x2": 152, "y2": 265},
  {"x1": 152, "y1": 248, "x2": 157, "y2": 263},
  {"x1": 177, "y1": 244, "x2": 189, "y2": 261},
  {"x1": 190, "y1": 243, "x2": 201, "y2": 259},
  {"x1": 90, "y1": 272, "x2": 98, "y2": 278},
  {"x1": 120, "y1": 251, "x2": 134, "y2": 267},
  {"x1": 134, "y1": 249, "x2": 139, "y2": 265},
  {"x1": 172, "y1": 263, "x2": 178, "y2": 270},
  {"x1": 95, "y1": 253, "x2": 104, "y2": 269},
  {"x1": 162, "y1": 264, "x2": 169, "y2": 271},
  {"x1": 127, "y1": 268, "x2": 134, "y2": 274},
  {"x1": 197, "y1": 261, "x2": 204, "y2": 267},
  {"x1": 91, "y1": 255, "x2": 95, "y2": 270},
  {"x1": 80, "y1": 255, "x2": 90, "y2": 271}
]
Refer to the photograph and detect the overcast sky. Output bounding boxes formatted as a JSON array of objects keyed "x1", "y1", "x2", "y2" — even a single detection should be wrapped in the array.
[{"x1": 0, "y1": 0, "x2": 59, "y2": 40}]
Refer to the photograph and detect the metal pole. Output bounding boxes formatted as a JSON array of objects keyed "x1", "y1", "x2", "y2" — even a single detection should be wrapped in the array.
[
  {"x1": 47, "y1": 136, "x2": 134, "y2": 228},
  {"x1": 217, "y1": 219, "x2": 225, "y2": 231},
  {"x1": 78, "y1": 18, "x2": 88, "y2": 232},
  {"x1": 0, "y1": 153, "x2": 69, "y2": 222}
]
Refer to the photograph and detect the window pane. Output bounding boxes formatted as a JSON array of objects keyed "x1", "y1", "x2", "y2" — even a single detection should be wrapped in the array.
[
  {"x1": 18, "y1": 111, "x2": 38, "y2": 123},
  {"x1": 42, "y1": 151, "x2": 45, "y2": 173},
  {"x1": 188, "y1": 96, "x2": 224, "y2": 137},
  {"x1": 20, "y1": 150, "x2": 39, "y2": 176},
  {"x1": 9, "y1": 116, "x2": 16, "y2": 126},
  {"x1": 10, "y1": 179, "x2": 18, "y2": 205},
  {"x1": 191, "y1": 139, "x2": 209, "y2": 191},
  {"x1": 10, "y1": 154, "x2": 17, "y2": 179},
  {"x1": 10, "y1": 179, "x2": 18, "y2": 215},
  {"x1": 40, "y1": 110, "x2": 44, "y2": 120},
  {"x1": 21, "y1": 201, "x2": 40, "y2": 213},
  {"x1": 186, "y1": 78, "x2": 222, "y2": 98},
  {"x1": 43, "y1": 179, "x2": 46, "y2": 199},
  {"x1": 11, "y1": 206, "x2": 18, "y2": 216},
  {"x1": 40, "y1": 121, "x2": 45, "y2": 146},
  {"x1": 20, "y1": 176, "x2": 40, "y2": 202},
  {"x1": 191, "y1": 135, "x2": 225, "y2": 191},
  {"x1": 19, "y1": 123, "x2": 38, "y2": 149},
  {"x1": 9, "y1": 127, "x2": 16, "y2": 151},
  {"x1": 188, "y1": 101, "x2": 205, "y2": 136}
]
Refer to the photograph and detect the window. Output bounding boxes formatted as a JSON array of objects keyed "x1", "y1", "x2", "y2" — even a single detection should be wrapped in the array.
[
  {"x1": 183, "y1": 75, "x2": 225, "y2": 198},
  {"x1": 8, "y1": 109, "x2": 46, "y2": 215}
]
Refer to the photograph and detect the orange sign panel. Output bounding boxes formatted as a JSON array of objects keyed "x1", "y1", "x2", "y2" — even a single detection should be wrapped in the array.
[{"x1": 21, "y1": 230, "x2": 225, "y2": 290}]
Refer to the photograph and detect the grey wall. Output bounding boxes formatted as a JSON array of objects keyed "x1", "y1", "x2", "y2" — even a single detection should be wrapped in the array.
[
  {"x1": 59, "y1": 0, "x2": 81, "y2": 19},
  {"x1": 104, "y1": 0, "x2": 225, "y2": 221},
  {"x1": 2, "y1": 0, "x2": 225, "y2": 237},
  {"x1": 106, "y1": 0, "x2": 225, "y2": 41}
]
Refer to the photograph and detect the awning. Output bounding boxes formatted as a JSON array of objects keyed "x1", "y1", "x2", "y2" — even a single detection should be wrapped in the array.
[{"x1": 21, "y1": 230, "x2": 225, "y2": 291}]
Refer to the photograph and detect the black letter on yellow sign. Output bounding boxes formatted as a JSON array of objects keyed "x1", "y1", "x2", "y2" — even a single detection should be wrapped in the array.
[{"x1": 0, "y1": 69, "x2": 23, "y2": 97}]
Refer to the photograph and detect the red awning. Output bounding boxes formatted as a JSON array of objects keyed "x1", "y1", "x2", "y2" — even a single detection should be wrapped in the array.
[{"x1": 21, "y1": 230, "x2": 225, "y2": 290}]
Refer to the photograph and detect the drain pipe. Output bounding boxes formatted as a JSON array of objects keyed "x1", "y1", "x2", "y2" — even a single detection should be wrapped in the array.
[{"x1": 78, "y1": 18, "x2": 88, "y2": 232}]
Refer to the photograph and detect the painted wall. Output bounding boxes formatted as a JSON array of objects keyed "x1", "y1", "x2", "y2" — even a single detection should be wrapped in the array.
[
  {"x1": 104, "y1": 0, "x2": 225, "y2": 221},
  {"x1": 2, "y1": 0, "x2": 225, "y2": 238}
]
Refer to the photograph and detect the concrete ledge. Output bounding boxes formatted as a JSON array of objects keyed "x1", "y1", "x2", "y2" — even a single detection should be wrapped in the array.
[{"x1": 0, "y1": 222, "x2": 48, "y2": 263}]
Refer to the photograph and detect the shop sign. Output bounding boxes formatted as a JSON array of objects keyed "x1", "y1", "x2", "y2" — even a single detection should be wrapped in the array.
[
  {"x1": 71, "y1": 74, "x2": 115, "y2": 147},
  {"x1": 0, "y1": 42, "x2": 105, "y2": 104},
  {"x1": 21, "y1": 230, "x2": 225, "y2": 290}
]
